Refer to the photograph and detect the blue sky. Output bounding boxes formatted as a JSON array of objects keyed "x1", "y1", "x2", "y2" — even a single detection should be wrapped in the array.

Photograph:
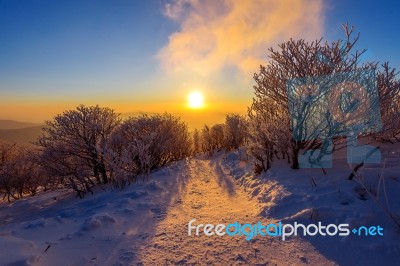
[
  {"x1": 0, "y1": 0, "x2": 399, "y2": 124},
  {"x1": 325, "y1": 0, "x2": 399, "y2": 68},
  {"x1": 0, "y1": 0, "x2": 175, "y2": 99}
]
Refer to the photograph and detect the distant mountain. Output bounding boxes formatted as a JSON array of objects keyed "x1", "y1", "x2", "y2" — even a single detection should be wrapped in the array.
[
  {"x1": 120, "y1": 111, "x2": 228, "y2": 130},
  {"x1": 121, "y1": 112, "x2": 157, "y2": 119},
  {"x1": 0, "y1": 125, "x2": 44, "y2": 146},
  {"x1": 0, "y1": 120, "x2": 40, "y2": 130}
]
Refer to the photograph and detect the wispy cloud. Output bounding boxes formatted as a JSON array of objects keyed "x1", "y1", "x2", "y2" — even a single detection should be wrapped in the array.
[{"x1": 158, "y1": 0, "x2": 325, "y2": 76}]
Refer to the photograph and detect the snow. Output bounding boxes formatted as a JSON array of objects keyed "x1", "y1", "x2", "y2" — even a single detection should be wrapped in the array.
[
  {"x1": 1, "y1": 143, "x2": 400, "y2": 265},
  {"x1": 222, "y1": 142, "x2": 400, "y2": 265}
]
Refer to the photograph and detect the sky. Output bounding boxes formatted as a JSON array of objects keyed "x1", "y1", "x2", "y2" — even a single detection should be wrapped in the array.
[{"x1": 0, "y1": 0, "x2": 399, "y2": 129}]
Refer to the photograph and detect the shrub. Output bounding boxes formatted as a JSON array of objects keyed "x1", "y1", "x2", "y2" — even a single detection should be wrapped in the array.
[{"x1": 106, "y1": 113, "x2": 191, "y2": 188}]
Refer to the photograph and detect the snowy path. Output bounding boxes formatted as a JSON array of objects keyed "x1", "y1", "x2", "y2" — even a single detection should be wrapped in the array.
[
  {"x1": 127, "y1": 158, "x2": 334, "y2": 265},
  {"x1": 3, "y1": 148, "x2": 400, "y2": 265},
  {"x1": 0, "y1": 157, "x2": 337, "y2": 265}
]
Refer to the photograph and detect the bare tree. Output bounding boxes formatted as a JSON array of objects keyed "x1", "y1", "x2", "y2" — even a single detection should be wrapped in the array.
[
  {"x1": 106, "y1": 113, "x2": 191, "y2": 187},
  {"x1": 201, "y1": 125, "x2": 213, "y2": 155},
  {"x1": 249, "y1": 24, "x2": 378, "y2": 169},
  {"x1": 192, "y1": 129, "x2": 201, "y2": 155},
  {"x1": 210, "y1": 124, "x2": 225, "y2": 151},
  {"x1": 37, "y1": 105, "x2": 120, "y2": 197},
  {"x1": 0, "y1": 142, "x2": 46, "y2": 202},
  {"x1": 375, "y1": 62, "x2": 400, "y2": 142},
  {"x1": 224, "y1": 114, "x2": 248, "y2": 150},
  {"x1": 0, "y1": 142, "x2": 18, "y2": 201}
]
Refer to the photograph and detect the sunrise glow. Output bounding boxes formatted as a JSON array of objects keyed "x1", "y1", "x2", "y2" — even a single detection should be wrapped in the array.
[{"x1": 187, "y1": 91, "x2": 204, "y2": 109}]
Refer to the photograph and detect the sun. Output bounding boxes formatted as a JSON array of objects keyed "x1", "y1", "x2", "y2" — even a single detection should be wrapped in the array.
[{"x1": 187, "y1": 91, "x2": 204, "y2": 109}]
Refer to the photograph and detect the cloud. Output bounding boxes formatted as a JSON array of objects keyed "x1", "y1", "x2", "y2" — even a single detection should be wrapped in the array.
[
  {"x1": 158, "y1": 0, "x2": 325, "y2": 76},
  {"x1": 163, "y1": 0, "x2": 188, "y2": 21}
]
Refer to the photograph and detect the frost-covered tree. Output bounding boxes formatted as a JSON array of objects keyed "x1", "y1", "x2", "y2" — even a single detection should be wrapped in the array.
[
  {"x1": 0, "y1": 142, "x2": 18, "y2": 201},
  {"x1": 201, "y1": 125, "x2": 212, "y2": 154},
  {"x1": 197, "y1": 114, "x2": 247, "y2": 156},
  {"x1": 192, "y1": 129, "x2": 201, "y2": 155},
  {"x1": 106, "y1": 113, "x2": 191, "y2": 187},
  {"x1": 0, "y1": 143, "x2": 46, "y2": 202},
  {"x1": 247, "y1": 108, "x2": 289, "y2": 172},
  {"x1": 200, "y1": 123, "x2": 226, "y2": 156},
  {"x1": 376, "y1": 63, "x2": 400, "y2": 142},
  {"x1": 210, "y1": 124, "x2": 225, "y2": 151},
  {"x1": 37, "y1": 105, "x2": 120, "y2": 197},
  {"x1": 224, "y1": 114, "x2": 248, "y2": 150},
  {"x1": 249, "y1": 24, "x2": 375, "y2": 169}
]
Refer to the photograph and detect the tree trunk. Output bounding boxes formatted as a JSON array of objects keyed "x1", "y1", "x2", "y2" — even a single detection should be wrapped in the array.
[
  {"x1": 290, "y1": 141, "x2": 301, "y2": 169},
  {"x1": 291, "y1": 153, "x2": 299, "y2": 169},
  {"x1": 100, "y1": 163, "x2": 108, "y2": 184}
]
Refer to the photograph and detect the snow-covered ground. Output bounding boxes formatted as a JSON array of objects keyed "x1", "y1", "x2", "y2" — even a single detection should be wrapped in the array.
[
  {"x1": 222, "y1": 143, "x2": 400, "y2": 265},
  {"x1": 1, "y1": 143, "x2": 399, "y2": 265}
]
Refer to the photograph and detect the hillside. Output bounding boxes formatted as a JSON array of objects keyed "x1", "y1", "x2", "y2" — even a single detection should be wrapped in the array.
[
  {"x1": 0, "y1": 145, "x2": 399, "y2": 265},
  {"x1": 0, "y1": 120, "x2": 40, "y2": 130},
  {"x1": 0, "y1": 125, "x2": 44, "y2": 145}
]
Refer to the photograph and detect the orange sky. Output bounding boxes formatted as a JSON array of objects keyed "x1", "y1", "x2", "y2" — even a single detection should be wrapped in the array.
[
  {"x1": 0, "y1": 0, "x2": 325, "y2": 129},
  {"x1": 0, "y1": 98, "x2": 249, "y2": 130}
]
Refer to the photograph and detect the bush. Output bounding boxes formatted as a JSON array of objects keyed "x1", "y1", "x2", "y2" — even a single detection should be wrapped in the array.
[
  {"x1": 224, "y1": 114, "x2": 248, "y2": 150},
  {"x1": 3, "y1": 108, "x2": 193, "y2": 200},
  {"x1": 37, "y1": 105, "x2": 120, "y2": 198},
  {"x1": 0, "y1": 143, "x2": 46, "y2": 202},
  {"x1": 106, "y1": 113, "x2": 191, "y2": 188}
]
